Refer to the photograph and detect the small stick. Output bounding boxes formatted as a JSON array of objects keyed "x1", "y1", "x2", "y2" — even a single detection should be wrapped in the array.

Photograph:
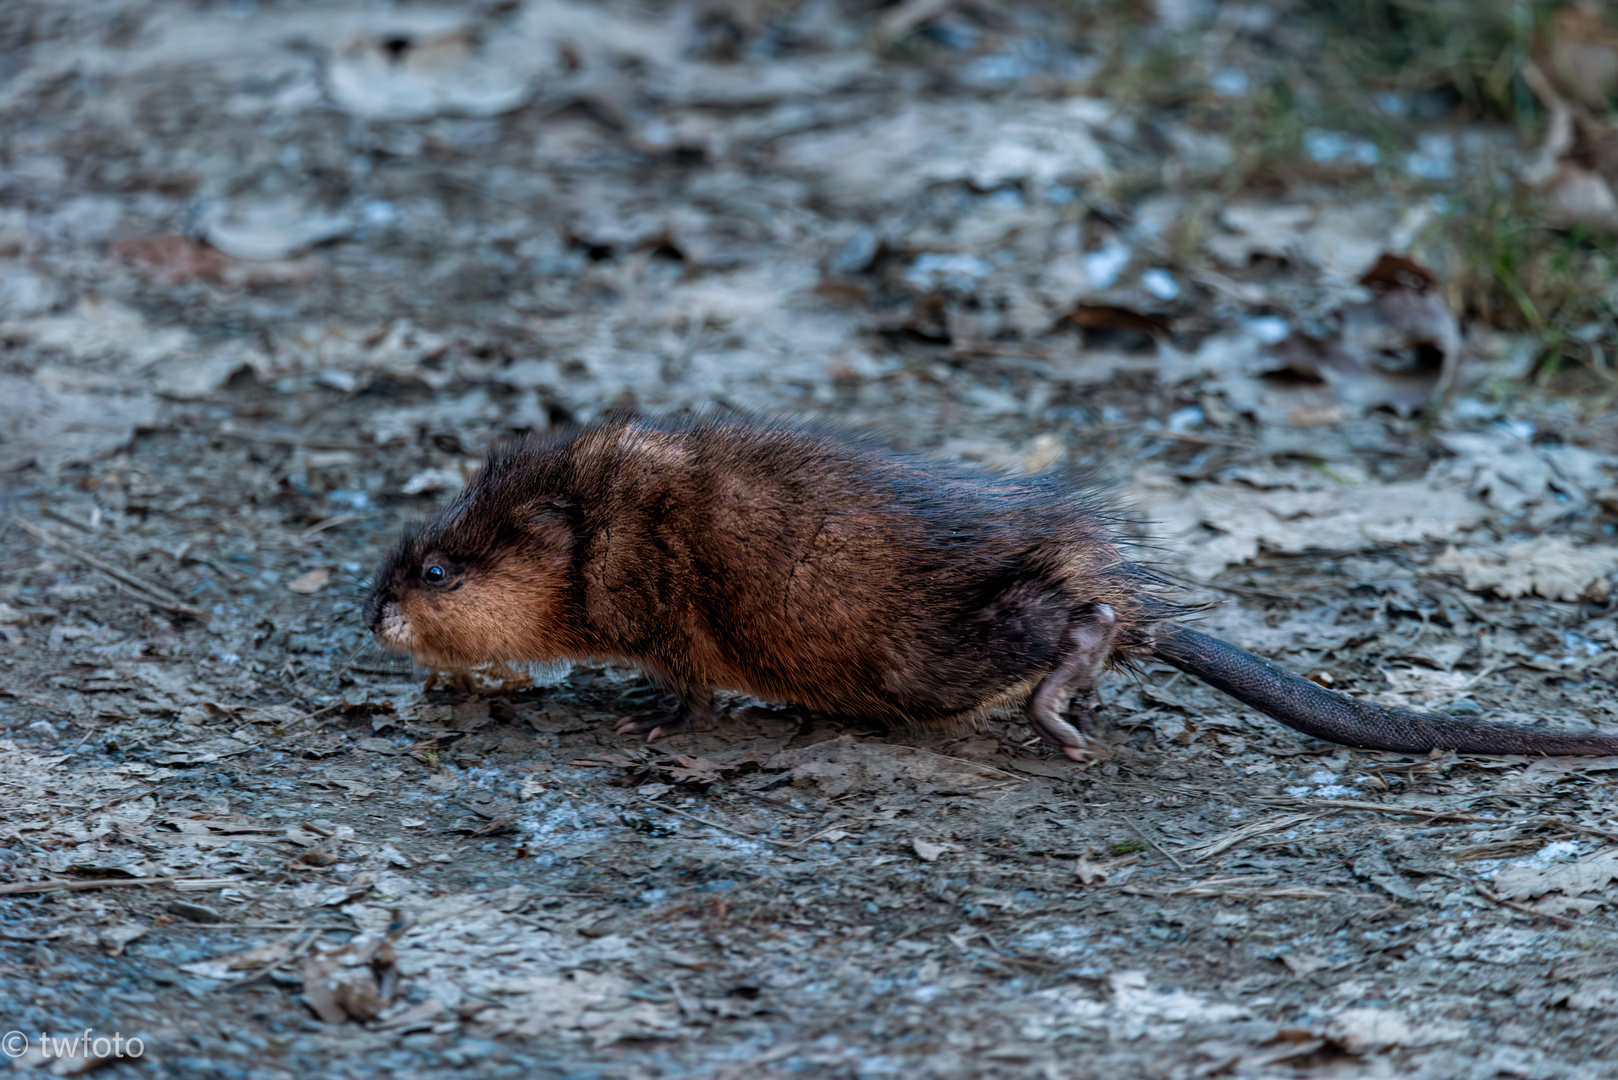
[
  {"x1": 297, "y1": 515, "x2": 358, "y2": 543},
  {"x1": 82, "y1": 787, "x2": 160, "y2": 813},
  {"x1": 668, "y1": 974, "x2": 701, "y2": 1022},
  {"x1": 214, "y1": 427, "x2": 370, "y2": 452},
  {"x1": 14, "y1": 518, "x2": 209, "y2": 620},
  {"x1": 160, "y1": 922, "x2": 350, "y2": 931},
  {"x1": 639, "y1": 799, "x2": 848, "y2": 850},
  {"x1": 1183, "y1": 812, "x2": 1320, "y2": 863},
  {"x1": 1121, "y1": 813, "x2": 1186, "y2": 871},
  {"x1": 1258, "y1": 797, "x2": 1618, "y2": 844},
  {"x1": 39, "y1": 506, "x2": 98, "y2": 533},
  {"x1": 903, "y1": 745, "x2": 1026, "y2": 783},
  {"x1": 1124, "y1": 884, "x2": 1340, "y2": 900},
  {"x1": 1471, "y1": 882, "x2": 1593, "y2": 931},
  {"x1": 290, "y1": 703, "x2": 346, "y2": 728},
  {"x1": 0, "y1": 876, "x2": 240, "y2": 897}
]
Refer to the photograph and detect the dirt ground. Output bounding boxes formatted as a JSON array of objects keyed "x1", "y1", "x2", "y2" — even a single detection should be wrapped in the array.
[{"x1": 4, "y1": 2, "x2": 1618, "y2": 1077}]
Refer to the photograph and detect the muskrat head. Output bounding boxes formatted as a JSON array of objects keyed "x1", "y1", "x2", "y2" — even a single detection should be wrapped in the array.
[{"x1": 363, "y1": 480, "x2": 576, "y2": 671}]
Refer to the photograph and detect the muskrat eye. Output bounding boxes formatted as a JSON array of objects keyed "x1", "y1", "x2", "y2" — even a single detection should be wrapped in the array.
[{"x1": 423, "y1": 565, "x2": 446, "y2": 584}]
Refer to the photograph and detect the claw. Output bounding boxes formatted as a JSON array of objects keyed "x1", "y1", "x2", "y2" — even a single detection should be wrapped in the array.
[
  {"x1": 1025, "y1": 605, "x2": 1118, "y2": 765},
  {"x1": 615, "y1": 696, "x2": 717, "y2": 742}
]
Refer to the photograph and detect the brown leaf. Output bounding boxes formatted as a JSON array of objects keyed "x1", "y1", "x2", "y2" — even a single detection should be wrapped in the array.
[
  {"x1": 301, "y1": 957, "x2": 351, "y2": 1024},
  {"x1": 113, "y1": 235, "x2": 236, "y2": 286},
  {"x1": 300, "y1": 930, "x2": 400, "y2": 1023},
  {"x1": 1541, "y1": 5, "x2": 1618, "y2": 112},
  {"x1": 1261, "y1": 262, "x2": 1458, "y2": 418},
  {"x1": 1068, "y1": 303, "x2": 1169, "y2": 335},
  {"x1": 663, "y1": 754, "x2": 735, "y2": 784}
]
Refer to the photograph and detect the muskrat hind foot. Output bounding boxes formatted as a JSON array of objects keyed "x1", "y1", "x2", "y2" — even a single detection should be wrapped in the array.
[{"x1": 1025, "y1": 604, "x2": 1118, "y2": 764}]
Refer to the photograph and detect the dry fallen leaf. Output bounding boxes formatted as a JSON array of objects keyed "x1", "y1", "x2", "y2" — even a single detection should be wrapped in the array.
[
  {"x1": 300, "y1": 928, "x2": 400, "y2": 1023},
  {"x1": 1540, "y1": 5, "x2": 1618, "y2": 113},
  {"x1": 912, "y1": 838, "x2": 948, "y2": 862},
  {"x1": 0, "y1": 372, "x2": 158, "y2": 473},
  {"x1": 327, "y1": 27, "x2": 538, "y2": 121},
  {"x1": 1493, "y1": 850, "x2": 1618, "y2": 902},
  {"x1": 97, "y1": 922, "x2": 149, "y2": 957},
  {"x1": 401, "y1": 467, "x2": 464, "y2": 495},
  {"x1": 1327, "y1": 1007, "x2": 1466, "y2": 1053},
  {"x1": 1521, "y1": 54, "x2": 1618, "y2": 233},
  {"x1": 1280, "y1": 952, "x2": 1330, "y2": 977},
  {"x1": 765, "y1": 736, "x2": 1015, "y2": 796},
  {"x1": 663, "y1": 754, "x2": 735, "y2": 785},
  {"x1": 201, "y1": 198, "x2": 353, "y2": 261},
  {"x1": 1167, "y1": 478, "x2": 1488, "y2": 581},
  {"x1": 286, "y1": 568, "x2": 333, "y2": 594},
  {"x1": 1206, "y1": 201, "x2": 1315, "y2": 267},
  {"x1": 1433, "y1": 539, "x2": 1618, "y2": 601},
  {"x1": 1259, "y1": 254, "x2": 1459, "y2": 418}
]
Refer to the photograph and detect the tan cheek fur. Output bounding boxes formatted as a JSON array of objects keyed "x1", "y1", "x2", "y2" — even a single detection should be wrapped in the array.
[{"x1": 395, "y1": 561, "x2": 571, "y2": 669}]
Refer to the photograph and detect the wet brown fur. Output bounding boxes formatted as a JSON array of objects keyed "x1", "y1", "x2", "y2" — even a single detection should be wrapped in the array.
[
  {"x1": 366, "y1": 416, "x2": 1172, "y2": 735},
  {"x1": 365, "y1": 415, "x2": 1618, "y2": 759}
]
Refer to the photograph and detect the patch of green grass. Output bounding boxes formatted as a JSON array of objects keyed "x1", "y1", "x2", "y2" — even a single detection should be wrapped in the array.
[
  {"x1": 1439, "y1": 167, "x2": 1618, "y2": 386},
  {"x1": 1096, "y1": 0, "x2": 1618, "y2": 370},
  {"x1": 1303, "y1": 0, "x2": 1552, "y2": 123},
  {"x1": 1110, "y1": 838, "x2": 1149, "y2": 855}
]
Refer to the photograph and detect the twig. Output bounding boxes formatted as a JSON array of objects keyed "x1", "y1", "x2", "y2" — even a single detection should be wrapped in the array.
[
  {"x1": 161, "y1": 922, "x2": 350, "y2": 931},
  {"x1": 1122, "y1": 883, "x2": 1340, "y2": 899},
  {"x1": 639, "y1": 799, "x2": 848, "y2": 850},
  {"x1": 1471, "y1": 882, "x2": 1598, "y2": 931},
  {"x1": 14, "y1": 518, "x2": 209, "y2": 620},
  {"x1": 297, "y1": 515, "x2": 359, "y2": 543},
  {"x1": 902, "y1": 745, "x2": 1026, "y2": 783},
  {"x1": 878, "y1": 0, "x2": 957, "y2": 38},
  {"x1": 1257, "y1": 797, "x2": 1618, "y2": 844},
  {"x1": 290, "y1": 702, "x2": 346, "y2": 728},
  {"x1": 668, "y1": 974, "x2": 701, "y2": 1023},
  {"x1": 82, "y1": 787, "x2": 160, "y2": 813},
  {"x1": 214, "y1": 426, "x2": 369, "y2": 452},
  {"x1": 39, "y1": 506, "x2": 98, "y2": 533},
  {"x1": 349, "y1": 663, "x2": 416, "y2": 676},
  {"x1": 1141, "y1": 430, "x2": 1258, "y2": 450},
  {"x1": 0, "y1": 876, "x2": 240, "y2": 897},
  {"x1": 1121, "y1": 814, "x2": 1186, "y2": 870},
  {"x1": 1181, "y1": 812, "x2": 1321, "y2": 863},
  {"x1": 735, "y1": 791, "x2": 816, "y2": 817},
  {"x1": 1196, "y1": 581, "x2": 1300, "y2": 604}
]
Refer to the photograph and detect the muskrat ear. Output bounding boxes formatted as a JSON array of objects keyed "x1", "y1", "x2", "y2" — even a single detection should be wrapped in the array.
[{"x1": 528, "y1": 496, "x2": 576, "y2": 532}]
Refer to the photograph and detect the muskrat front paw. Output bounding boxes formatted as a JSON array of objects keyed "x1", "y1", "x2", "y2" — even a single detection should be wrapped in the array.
[{"x1": 615, "y1": 703, "x2": 716, "y2": 742}]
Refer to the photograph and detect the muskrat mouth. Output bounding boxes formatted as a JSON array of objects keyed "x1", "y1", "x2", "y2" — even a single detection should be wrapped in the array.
[{"x1": 373, "y1": 605, "x2": 417, "y2": 654}]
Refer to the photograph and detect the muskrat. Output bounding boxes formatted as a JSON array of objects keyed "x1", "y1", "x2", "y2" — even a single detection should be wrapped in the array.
[{"x1": 362, "y1": 416, "x2": 1618, "y2": 761}]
